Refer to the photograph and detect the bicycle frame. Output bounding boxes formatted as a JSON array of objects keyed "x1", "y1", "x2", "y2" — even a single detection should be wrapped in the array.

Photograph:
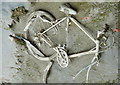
[
  {"x1": 10, "y1": 3, "x2": 116, "y2": 83},
  {"x1": 37, "y1": 16, "x2": 100, "y2": 60}
]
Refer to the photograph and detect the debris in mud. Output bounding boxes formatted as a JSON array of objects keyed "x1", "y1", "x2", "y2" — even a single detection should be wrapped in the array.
[
  {"x1": 10, "y1": 67, "x2": 22, "y2": 71},
  {"x1": 8, "y1": 20, "x2": 16, "y2": 28},
  {"x1": 9, "y1": 34, "x2": 26, "y2": 46},
  {"x1": 11, "y1": 6, "x2": 28, "y2": 22},
  {"x1": 114, "y1": 28, "x2": 119, "y2": 32}
]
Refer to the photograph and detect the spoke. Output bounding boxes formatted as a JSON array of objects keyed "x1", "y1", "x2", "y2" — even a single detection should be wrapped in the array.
[{"x1": 38, "y1": 16, "x2": 46, "y2": 30}]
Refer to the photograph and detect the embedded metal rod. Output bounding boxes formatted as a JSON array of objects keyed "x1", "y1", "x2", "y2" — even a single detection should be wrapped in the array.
[
  {"x1": 23, "y1": 39, "x2": 57, "y2": 61},
  {"x1": 66, "y1": 17, "x2": 69, "y2": 49},
  {"x1": 40, "y1": 35, "x2": 63, "y2": 56},
  {"x1": 24, "y1": 17, "x2": 37, "y2": 32},
  {"x1": 9, "y1": 35, "x2": 57, "y2": 61},
  {"x1": 43, "y1": 61, "x2": 53, "y2": 83},
  {"x1": 69, "y1": 40, "x2": 99, "y2": 58},
  {"x1": 41, "y1": 17, "x2": 67, "y2": 35},
  {"x1": 69, "y1": 17, "x2": 96, "y2": 43},
  {"x1": 73, "y1": 60, "x2": 97, "y2": 79},
  {"x1": 95, "y1": 40, "x2": 99, "y2": 58},
  {"x1": 24, "y1": 21, "x2": 32, "y2": 31},
  {"x1": 69, "y1": 50, "x2": 97, "y2": 58}
]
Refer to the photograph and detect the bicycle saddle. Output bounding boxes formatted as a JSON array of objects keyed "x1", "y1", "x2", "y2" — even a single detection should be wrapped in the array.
[{"x1": 59, "y1": 3, "x2": 77, "y2": 15}]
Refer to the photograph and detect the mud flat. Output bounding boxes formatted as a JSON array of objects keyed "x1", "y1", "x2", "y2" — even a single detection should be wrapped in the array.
[{"x1": 1, "y1": 2, "x2": 119, "y2": 83}]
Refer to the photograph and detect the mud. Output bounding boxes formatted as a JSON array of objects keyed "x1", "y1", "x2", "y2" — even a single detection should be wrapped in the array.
[{"x1": 1, "y1": 2, "x2": 119, "y2": 83}]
